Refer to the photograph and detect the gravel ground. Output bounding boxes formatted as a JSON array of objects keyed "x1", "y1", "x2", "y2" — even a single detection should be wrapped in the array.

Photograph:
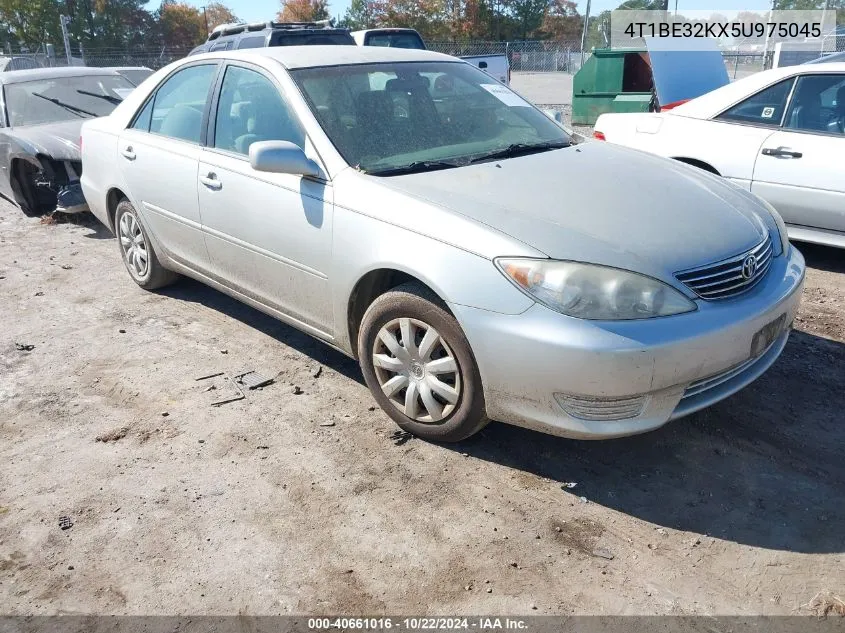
[
  {"x1": 509, "y1": 72, "x2": 573, "y2": 109},
  {"x1": 0, "y1": 196, "x2": 844, "y2": 616}
]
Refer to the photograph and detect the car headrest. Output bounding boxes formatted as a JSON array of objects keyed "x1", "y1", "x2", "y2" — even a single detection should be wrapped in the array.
[{"x1": 386, "y1": 77, "x2": 430, "y2": 93}]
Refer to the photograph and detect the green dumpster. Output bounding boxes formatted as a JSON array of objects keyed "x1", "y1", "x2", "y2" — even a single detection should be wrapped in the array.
[{"x1": 571, "y1": 48, "x2": 654, "y2": 125}]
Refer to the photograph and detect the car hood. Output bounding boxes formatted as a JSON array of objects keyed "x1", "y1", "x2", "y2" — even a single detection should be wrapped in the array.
[
  {"x1": 377, "y1": 142, "x2": 769, "y2": 279},
  {"x1": 9, "y1": 120, "x2": 83, "y2": 161}
]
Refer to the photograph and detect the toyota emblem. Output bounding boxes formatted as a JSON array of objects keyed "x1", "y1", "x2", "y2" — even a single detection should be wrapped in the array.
[{"x1": 741, "y1": 255, "x2": 758, "y2": 280}]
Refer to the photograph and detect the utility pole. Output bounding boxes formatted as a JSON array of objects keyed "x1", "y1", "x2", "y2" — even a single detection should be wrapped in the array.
[
  {"x1": 761, "y1": 0, "x2": 776, "y2": 69},
  {"x1": 59, "y1": 15, "x2": 73, "y2": 66},
  {"x1": 200, "y1": 6, "x2": 209, "y2": 35},
  {"x1": 820, "y1": 0, "x2": 830, "y2": 51},
  {"x1": 579, "y1": 0, "x2": 591, "y2": 69}
]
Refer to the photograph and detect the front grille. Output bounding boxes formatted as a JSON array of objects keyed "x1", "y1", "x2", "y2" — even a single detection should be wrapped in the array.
[
  {"x1": 675, "y1": 235, "x2": 773, "y2": 300},
  {"x1": 683, "y1": 356, "x2": 759, "y2": 399}
]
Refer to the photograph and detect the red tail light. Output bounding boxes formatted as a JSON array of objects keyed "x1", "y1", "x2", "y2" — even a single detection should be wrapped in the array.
[
  {"x1": 593, "y1": 131, "x2": 606, "y2": 141},
  {"x1": 79, "y1": 135, "x2": 83, "y2": 151}
]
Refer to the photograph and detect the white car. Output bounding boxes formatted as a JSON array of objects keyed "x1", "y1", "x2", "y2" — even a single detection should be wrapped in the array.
[{"x1": 595, "y1": 63, "x2": 845, "y2": 249}]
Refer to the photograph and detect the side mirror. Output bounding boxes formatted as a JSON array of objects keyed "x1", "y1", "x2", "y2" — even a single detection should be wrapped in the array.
[{"x1": 249, "y1": 140, "x2": 321, "y2": 178}]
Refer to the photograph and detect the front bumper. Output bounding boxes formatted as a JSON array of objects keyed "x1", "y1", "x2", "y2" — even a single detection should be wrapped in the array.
[{"x1": 453, "y1": 246, "x2": 805, "y2": 439}]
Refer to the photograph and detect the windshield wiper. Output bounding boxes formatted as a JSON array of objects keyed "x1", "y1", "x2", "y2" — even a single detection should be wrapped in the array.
[
  {"x1": 468, "y1": 140, "x2": 571, "y2": 164},
  {"x1": 32, "y1": 92, "x2": 97, "y2": 118},
  {"x1": 77, "y1": 89, "x2": 122, "y2": 105},
  {"x1": 366, "y1": 160, "x2": 465, "y2": 177}
]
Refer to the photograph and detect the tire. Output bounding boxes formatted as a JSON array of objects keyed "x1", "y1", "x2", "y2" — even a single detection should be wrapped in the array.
[
  {"x1": 11, "y1": 163, "x2": 42, "y2": 217},
  {"x1": 358, "y1": 282, "x2": 489, "y2": 442},
  {"x1": 114, "y1": 199, "x2": 178, "y2": 290}
]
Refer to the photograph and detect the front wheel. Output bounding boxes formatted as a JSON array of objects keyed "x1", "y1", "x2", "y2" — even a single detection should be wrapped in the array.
[
  {"x1": 358, "y1": 282, "x2": 489, "y2": 442},
  {"x1": 11, "y1": 163, "x2": 45, "y2": 217},
  {"x1": 115, "y1": 200, "x2": 177, "y2": 290}
]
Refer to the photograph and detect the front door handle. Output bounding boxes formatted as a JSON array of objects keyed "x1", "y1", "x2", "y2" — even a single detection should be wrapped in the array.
[
  {"x1": 761, "y1": 146, "x2": 802, "y2": 159},
  {"x1": 199, "y1": 172, "x2": 222, "y2": 190},
  {"x1": 121, "y1": 146, "x2": 136, "y2": 160}
]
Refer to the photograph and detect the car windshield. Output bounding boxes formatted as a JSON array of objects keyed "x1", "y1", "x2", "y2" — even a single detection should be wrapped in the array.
[
  {"x1": 366, "y1": 32, "x2": 426, "y2": 49},
  {"x1": 291, "y1": 61, "x2": 570, "y2": 174},
  {"x1": 116, "y1": 68, "x2": 153, "y2": 86},
  {"x1": 3, "y1": 74, "x2": 135, "y2": 127},
  {"x1": 270, "y1": 31, "x2": 355, "y2": 46}
]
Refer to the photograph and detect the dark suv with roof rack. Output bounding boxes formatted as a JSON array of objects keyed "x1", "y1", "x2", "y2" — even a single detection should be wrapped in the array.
[{"x1": 189, "y1": 20, "x2": 355, "y2": 55}]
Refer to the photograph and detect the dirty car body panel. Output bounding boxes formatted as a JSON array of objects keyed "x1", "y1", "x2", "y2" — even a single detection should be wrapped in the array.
[
  {"x1": 81, "y1": 47, "x2": 804, "y2": 440},
  {"x1": 0, "y1": 66, "x2": 134, "y2": 215},
  {"x1": 595, "y1": 63, "x2": 845, "y2": 250}
]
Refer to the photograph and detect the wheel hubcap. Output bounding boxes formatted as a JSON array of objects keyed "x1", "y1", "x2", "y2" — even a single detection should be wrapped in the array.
[
  {"x1": 372, "y1": 317, "x2": 461, "y2": 423},
  {"x1": 118, "y1": 211, "x2": 148, "y2": 278}
]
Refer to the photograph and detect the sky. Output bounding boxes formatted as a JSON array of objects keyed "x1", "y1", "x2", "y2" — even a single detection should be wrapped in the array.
[{"x1": 180, "y1": 0, "x2": 775, "y2": 29}]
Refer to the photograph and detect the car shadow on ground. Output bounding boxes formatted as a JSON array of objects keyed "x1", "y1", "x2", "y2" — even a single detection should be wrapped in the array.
[
  {"x1": 796, "y1": 242, "x2": 845, "y2": 274},
  {"x1": 448, "y1": 329, "x2": 845, "y2": 554},
  {"x1": 159, "y1": 278, "x2": 364, "y2": 384},
  {"x1": 160, "y1": 278, "x2": 843, "y2": 554},
  {"x1": 49, "y1": 211, "x2": 115, "y2": 239}
]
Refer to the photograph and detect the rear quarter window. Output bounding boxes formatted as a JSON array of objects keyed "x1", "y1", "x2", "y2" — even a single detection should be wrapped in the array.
[
  {"x1": 716, "y1": 78, "x2": 795, "y2": 126},
  {"x1": 238, "y1": 35, "x2": 266, "y2": 49}
]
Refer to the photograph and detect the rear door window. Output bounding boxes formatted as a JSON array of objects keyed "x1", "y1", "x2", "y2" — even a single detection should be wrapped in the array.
[{"x1": 137, "y1": 64, "x2": 217, "y2": 143}]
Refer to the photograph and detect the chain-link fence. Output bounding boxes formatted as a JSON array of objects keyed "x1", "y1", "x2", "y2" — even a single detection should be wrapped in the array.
[
  {"x1": 0, "y1": 40, "x2": 838, "y2": 77},
  {"x1": 428, "y1": 40, "x2": 582, "y2": 72},
  {"x1": 722, "y1": 52, "x2": 766, "y2": 80},
  {"x1": 1, "y1": 45, "x2": 195, "y2": 71}
]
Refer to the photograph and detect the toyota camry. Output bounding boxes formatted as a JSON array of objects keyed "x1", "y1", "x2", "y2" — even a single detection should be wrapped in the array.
[{"x1": 80, "y1": 47, "x2": 805, "y2": 441}]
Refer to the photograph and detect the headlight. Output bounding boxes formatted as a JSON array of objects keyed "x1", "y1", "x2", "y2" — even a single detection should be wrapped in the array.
[
  {"x1": 496, "y1": 259, "x2": 697, "y2": 320},
  {"x1": 757, "y1": 196, "x2": 790, "y2": 256}
]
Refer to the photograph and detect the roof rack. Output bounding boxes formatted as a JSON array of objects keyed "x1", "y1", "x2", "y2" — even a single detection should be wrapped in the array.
[{"x1": 207, "y1": 19, "x2": 335, "y2": 41}]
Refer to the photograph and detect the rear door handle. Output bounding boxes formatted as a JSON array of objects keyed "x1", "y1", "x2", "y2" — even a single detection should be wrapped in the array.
[
  {"x1": 121, "y1": 146, "x2": 136, "y2": 160},
  {"x1": 761, "y1": 146, "x2": 802, "y2": 158},
  {"x1": 200, "y1": 172, "x2": 222, "y2": 190}
]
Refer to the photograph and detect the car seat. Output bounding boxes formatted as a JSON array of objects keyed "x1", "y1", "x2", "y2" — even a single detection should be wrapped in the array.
[{"x1": 159, "y1": 105, "x2": 203, "y2": 143}]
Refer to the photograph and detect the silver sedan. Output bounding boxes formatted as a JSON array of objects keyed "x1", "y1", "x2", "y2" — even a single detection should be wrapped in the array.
[{"x1": 80, "y1": 47, "x2": 805, "y2": 441}]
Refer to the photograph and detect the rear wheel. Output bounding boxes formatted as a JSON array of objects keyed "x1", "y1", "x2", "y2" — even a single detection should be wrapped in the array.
[
  {"x1": 115, "y1": 200, "x2": 177, "y2": 290},
  {"x1": 358, "y1": 282, "x2": 489, "y2": 442}
]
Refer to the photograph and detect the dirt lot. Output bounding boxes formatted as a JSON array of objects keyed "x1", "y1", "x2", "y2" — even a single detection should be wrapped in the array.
[{"x1": 1, "y1": 197, "x2": 843, "y2": 616}]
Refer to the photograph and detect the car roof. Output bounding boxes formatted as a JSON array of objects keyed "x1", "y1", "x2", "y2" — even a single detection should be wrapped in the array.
[
  {"x1": 805, "y1": 51, "x2": 845, "y2": 64},
  {"x1": 0, "y1": 65, "x2": 122, "y2": 85},
  {"x1": 189, "y1": 45, "x2": 457, "y2": 69},
  {"x1": 351, "y1": 28, "x2": 421, "y2": 34},
  {"x1": 103, "y1": 66, "x2": 153, "y2": 71},
  {"x1": 670, "y1": 62, "x2": 845, "y2": 119}
]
